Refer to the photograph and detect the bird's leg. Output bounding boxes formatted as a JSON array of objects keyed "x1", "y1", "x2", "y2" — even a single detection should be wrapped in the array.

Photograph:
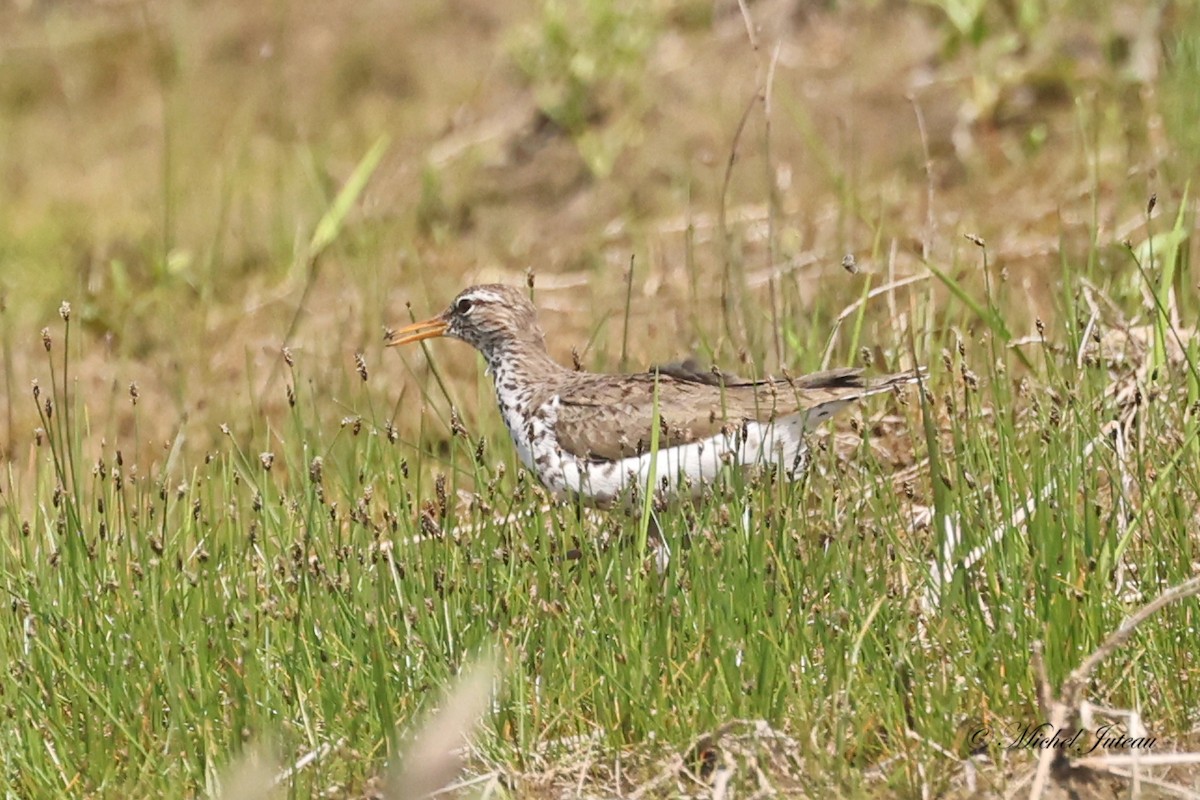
[
  {"x1": 740, "y1": 505, "x2": 753, "y2": 536},
  {"x1": 787, "y1": 441, "x2": 812, "y2": 481},
  {"x1": 563, "y1": 495, "x2": 587, "y2": 561},
  {"x1": 645, "y1": 509, "x2": 671, "y2": 573}
]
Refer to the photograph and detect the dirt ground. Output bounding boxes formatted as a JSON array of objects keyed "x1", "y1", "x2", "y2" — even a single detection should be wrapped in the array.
[{"x1": 2, "y1": 0, "x2": 1181, "y2": 465}]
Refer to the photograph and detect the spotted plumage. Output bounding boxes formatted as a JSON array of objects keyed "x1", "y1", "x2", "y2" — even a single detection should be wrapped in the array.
[{"x1": 388, "y1": 284, "x2": 923, "y2": 508}]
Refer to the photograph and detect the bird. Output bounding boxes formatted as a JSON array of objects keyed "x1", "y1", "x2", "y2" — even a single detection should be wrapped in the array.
[{"x1": 387, "y1": 284, "x2": 923, "y2": 510}]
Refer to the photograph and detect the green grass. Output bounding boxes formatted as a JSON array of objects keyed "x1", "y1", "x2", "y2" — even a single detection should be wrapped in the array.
[
  {"x1": 2, "y1": 1, "x2": 1200, "y2": 798},
  {"x1": 5, "y1": 228, "x2": 1200, "y2": 796}
]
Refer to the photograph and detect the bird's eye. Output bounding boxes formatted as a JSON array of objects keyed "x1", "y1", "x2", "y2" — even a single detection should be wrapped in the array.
[{"x1": 455, "y1": 298, "x2": 474, "y2": 314}]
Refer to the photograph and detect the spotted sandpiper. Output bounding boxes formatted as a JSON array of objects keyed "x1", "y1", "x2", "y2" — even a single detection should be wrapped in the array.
[{"x1": 388, "y1": 284, "x2": 922, "y2": 509}]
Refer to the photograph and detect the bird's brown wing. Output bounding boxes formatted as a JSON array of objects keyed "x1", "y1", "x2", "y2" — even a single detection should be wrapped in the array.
[
  {"x1": 649, "y1": 358, "x2": 747, "y2": 386},
  {"x1": 553, "y1": 367, "x2": 888, "y2": 462}
]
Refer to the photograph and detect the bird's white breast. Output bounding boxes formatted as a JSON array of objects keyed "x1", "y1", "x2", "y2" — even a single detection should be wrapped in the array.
[
  {"x1": 499, "y1": 393, "x2": 815, "y2": 508},
  {"x1": 490, "y1": 353, "x2": 836, "y2": 507},
  {"x1": 556, "y1": 414, "x2": 812, "y2": 507}
]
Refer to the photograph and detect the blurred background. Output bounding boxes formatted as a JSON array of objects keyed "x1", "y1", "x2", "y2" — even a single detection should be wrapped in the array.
[{"x1": 0, "y1": 0, "x2": 1194, "y2": 461}]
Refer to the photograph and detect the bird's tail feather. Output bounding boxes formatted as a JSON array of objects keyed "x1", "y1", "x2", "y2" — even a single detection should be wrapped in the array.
[
  {"x1": 790, "y1": 366, "x2": 925, "y2": 432},
  {"x1": 859, "y1": 366, "x2": 927, "y2": 396}
]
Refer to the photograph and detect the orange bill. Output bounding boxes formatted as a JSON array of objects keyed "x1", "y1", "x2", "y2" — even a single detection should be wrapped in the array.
[{"x1": 386, "y1": 316, "x2": 448, "y2": 347}]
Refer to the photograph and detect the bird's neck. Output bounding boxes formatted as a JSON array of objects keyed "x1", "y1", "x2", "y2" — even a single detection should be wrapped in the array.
[{"x1": 486, "y1": 338, "x2": 566, "y2": 409}]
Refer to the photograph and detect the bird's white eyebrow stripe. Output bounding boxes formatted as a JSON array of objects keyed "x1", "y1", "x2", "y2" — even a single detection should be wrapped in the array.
[{"x1": 463, "y1": 289, "x2": 502, "y2": 304}]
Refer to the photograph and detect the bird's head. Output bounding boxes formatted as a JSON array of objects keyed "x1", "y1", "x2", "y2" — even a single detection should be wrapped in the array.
[{"x1": 386, "y1": 284, "x2": 544, "y2": 363}]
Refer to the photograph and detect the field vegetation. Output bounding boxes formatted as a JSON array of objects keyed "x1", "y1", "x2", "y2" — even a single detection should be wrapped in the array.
[{"x1": 1, "y1": 0, "x2": 1199, "y2": 797}]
